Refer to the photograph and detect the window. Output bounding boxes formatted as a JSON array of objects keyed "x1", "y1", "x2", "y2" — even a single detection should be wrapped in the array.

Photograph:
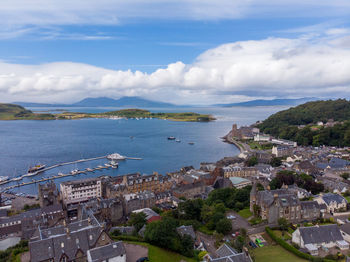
[
  {"x1": 102, "y1": 234, "x2": 105, "y2": 240},
  {"x1": 61, "y1": 242, "x2": 64, "y2": 248}
]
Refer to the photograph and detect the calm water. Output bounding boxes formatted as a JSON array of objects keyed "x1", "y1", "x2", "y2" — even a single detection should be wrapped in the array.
[{"x1": 0, "y1": 106, "x2": 289, "y2": 194}]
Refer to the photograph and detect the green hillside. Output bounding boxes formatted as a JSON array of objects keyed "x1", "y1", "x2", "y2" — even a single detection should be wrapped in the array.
[
  {"x1": 0, "y1": 103, "x2": 55, "y2": 120},
  {"x1": 258, "y1": 99, "x2": 350, "y2": 146}
]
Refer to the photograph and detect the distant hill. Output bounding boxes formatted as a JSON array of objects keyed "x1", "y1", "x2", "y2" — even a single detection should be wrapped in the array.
[
  {"x1": 72, "y1": 96, "x2": 177, "y2": 107},
  {"x1": 0, "y1": 103, "x2": 54, "y2": 120},
  {"x1": 215, "y1": 97, "x2": 318, "y2": 107},
  {"x1": 258, "y1": 99, "x2": 350, "y2": 146},
  {"x1": 15, "y1": 96, "x2": 178, "y2": 108}
]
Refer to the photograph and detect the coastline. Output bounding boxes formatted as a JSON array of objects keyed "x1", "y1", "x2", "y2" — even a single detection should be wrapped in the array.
[{"x1": 221, "y1": 131, "x2": 251, "y2": 153}]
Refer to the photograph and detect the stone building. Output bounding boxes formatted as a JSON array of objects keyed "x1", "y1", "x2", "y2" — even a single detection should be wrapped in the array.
[
  {"x1": 38, "y1": 181, "x2": 59, "y2": 207},
  {"x1": 223, "y1": 165, "x2": 258, "y2": 178},
  {"x1": 173, "y1": 180, "x2": 207, "y2": 199},
  {"x1": 29, "y1": 216, "x2": 114, "y2": 262},
  {"x1": 250, "y1": 184, "x2": 321, "y2": 224}
]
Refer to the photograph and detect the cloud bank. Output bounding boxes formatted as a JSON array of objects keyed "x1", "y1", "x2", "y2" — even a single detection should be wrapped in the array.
[{"x1": 1, "y1": 32, "x2": 350, "y2": 104}]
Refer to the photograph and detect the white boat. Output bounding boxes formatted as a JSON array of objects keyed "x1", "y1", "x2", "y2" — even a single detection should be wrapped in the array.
[
  {"x1": 86, "y1": 168, "x2": 93, "y2": 172},
  {"x1": 110, "y1": 160, "x2": 119, "y2": 169},
  {"x1": 12, "y1": 176, "x2": 23, "y2": 181},
  {"x1": 70, "y1": 169, "x2": 79, "y2": 175},
  {"x1": 107, "y1": 153, "x2": 126, "y2": 160},
  {"x1": 23, "y1": 172, "x2": 38, "y2": 177},
  {"x1": 175, "y1": 139, "x2": 181, "y2": 143},
  {"x1": 0, "y1": 176, "x2": 9, "y2": 182},
  {"x1": 104, "y1": 163, "x2": 112, "y2": 167},
  {"x1": 58, "y1": 172, "x2": 64, "y2": 176}
]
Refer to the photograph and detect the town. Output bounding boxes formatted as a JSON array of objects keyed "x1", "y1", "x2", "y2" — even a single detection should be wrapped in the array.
[{"x1": 2, "y1": 123, "x2": 350, "y2": 262}]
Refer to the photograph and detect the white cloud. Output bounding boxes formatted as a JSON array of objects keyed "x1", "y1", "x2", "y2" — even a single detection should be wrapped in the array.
[{"x1": 1, "y1": 33, "x2": 350, "y2": 105}]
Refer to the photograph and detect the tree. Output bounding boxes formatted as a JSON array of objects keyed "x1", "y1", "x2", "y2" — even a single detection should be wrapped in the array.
[
  {"x1": 216, "y1": 218, "x2": 232, "y2": 235},
  {"x1": 278, "y1": 217, "x2": 289, "y2": 236},
  {"x1": 128, "y1": 212, "x2": 147, "y2": 232},
  {"x1": 270, "y1": 157, "x2": 282, "y2": 167},
  {"x1": 341, "y1": 173, "x2": 350, "y2": 180},
  {"x1": 246, "y1": 156, "x2": 258, "y2": 167},
  {"x1": 178, "y1": 199, "x2": 204, "y2": 221}
]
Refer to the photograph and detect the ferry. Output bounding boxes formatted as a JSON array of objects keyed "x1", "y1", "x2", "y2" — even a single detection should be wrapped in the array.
[
  {"x1": 28, "y1": 164, "x2": 46, "y2": 173},
  {"x1": 107, "y1": 153, "x2": 126, "y2": 161},
  {"x1": 167, "y1": 136, "x2": 176, "y2": 140}
]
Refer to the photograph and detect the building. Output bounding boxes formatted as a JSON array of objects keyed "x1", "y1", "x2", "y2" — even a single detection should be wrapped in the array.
[
  {"x1": 132, "y1": 208, "x2": 161, "y2": 223},
  {"x1": 122, "y1": 172, "x2": 173, "y2": 194},
  {"x1": 272, "y1": 145, "x2": 294, "y2": 157},
  {"x1": 254, "y1": 134, "x2": 270, "y2": 142},
  {"x1": 230, "y1": 124, "x2": 255, "y2": 140},
  {"x1": 250, "y1": 184, "x2": 321, "y2": 224},
  {"x1": 38, "y1": 181, "x2": 59, "y2": 207},
  {"x1": 60, "y1": 178, "x2": 102, "y2": 206},
  {"x1": 205, "y1": 243, "x2": 252, "y2": 262},
  {"x1": 292, "y1": 225, "x2": 349, "y2": 256},
  {"x1": 223, "y1": 165, "x2": 258, "y2": 178},
  {"x1": 29, "y1": 216, "x2": 113, "y2": 262},
  {"x1": 87, "y1": 242, "x2": 126, "y2": 262},
  {"x1": 173, "y1": 180, "x2": 207, "y2": 199},
  {"x1": 123, "y1": 191, "x2": 156, "y2": 215},
  {"x1": 228, "y1": 177, "x2": 252, "y2": 189},
  {"x1": 315, "y1": 193, "x2": 347, "y2": 213}
]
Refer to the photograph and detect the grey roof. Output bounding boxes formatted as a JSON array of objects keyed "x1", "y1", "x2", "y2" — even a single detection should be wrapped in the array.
[
  {"x1": 257, "y1": 188, "x2": 299, "y2": 207},
  {"x1": 110, "y1": 226, "x2": 135, "y2": 235},
  {"x1": 300, "y1": 201, "x2": 320, "y2": 211},
  {"x1": 30, "y1": 223, "x2": 107, "y2": 262},
  {"x1": 87, "y1": 242, "x2": 126, "y2": 262},
  {"x1": 177, "y1": 225, "x2": 196, "y2": 240},
  {"x1": 211, "y1": 244, "x2": 252, "y2": 262},
  {"x1": 299, "y1": 225, "x2": 344, "y2": 245},
  {"x1": 322, "y1": 193, "x2": 347, "y2": 205},
  {"x1": 340, "y1": 223, "x2": 350, "y2": 235},
  {"x1": 216, "y1": 244, "x2": 237, "y2": 257}
]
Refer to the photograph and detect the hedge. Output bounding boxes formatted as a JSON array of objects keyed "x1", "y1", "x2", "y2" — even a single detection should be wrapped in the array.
[
  {"x1": 110, "y1": 234, "x2": 144, "y2": 242},
  {"x1": 265, "y1": 227, "x2": 335, "y2": 262}
]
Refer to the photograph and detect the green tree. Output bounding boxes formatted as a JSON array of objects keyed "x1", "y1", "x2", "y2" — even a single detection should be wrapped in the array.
[
  {"x1": 278, "y1": 217, "x2": 289, "y2": 236},
  {"x1": 246, "y1": 156, "x2": 258, "y2": 167},
  {"x1": 270, "y1": 157, "x2": 282, "y2": 167},
  {"x1": 128, "y1": 212, "x2": 147, "y2": 232},
  {"x1": 216, "y1": 218, "x2": 232, "y2": 235}
]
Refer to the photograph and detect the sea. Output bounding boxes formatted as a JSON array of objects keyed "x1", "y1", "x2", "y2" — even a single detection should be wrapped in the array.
[{"x1": 0, "y1": 106, "x2": 289, "y2": 194}]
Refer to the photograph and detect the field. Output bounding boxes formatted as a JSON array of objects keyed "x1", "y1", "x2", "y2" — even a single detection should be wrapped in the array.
[
  {"x1": 251, "y1": 245, "x2": 306, "y2": 262},
  {"x1": 238, "y1": 208, "x2": 253, "y2": 219},
  {"x1": 125, "y1": 241, "x2": 197, "y2": 262}
]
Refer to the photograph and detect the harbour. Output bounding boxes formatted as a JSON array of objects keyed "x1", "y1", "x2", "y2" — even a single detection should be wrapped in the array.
[{"x1": 0, "y1": 153, "x2": 142, "y2": 192}]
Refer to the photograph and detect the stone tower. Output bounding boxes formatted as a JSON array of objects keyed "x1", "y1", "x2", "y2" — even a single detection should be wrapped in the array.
[{"x1": 250, "y1": 181, "x2": 257, "y2": 212}]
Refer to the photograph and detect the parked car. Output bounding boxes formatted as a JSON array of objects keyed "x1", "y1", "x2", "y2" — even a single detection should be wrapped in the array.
[
  {"x1": 227, "y1": 215, "x2": 236, "y2": 219},
  {"x1": 136, "y1": 257, "x2": 149, "y2": 262},
  {"x1": 255, "y1": 238, "x2": 264, "y2": 247},
  {"x1": 249, "y1": 241, "x2": 257, "y2": 248}
]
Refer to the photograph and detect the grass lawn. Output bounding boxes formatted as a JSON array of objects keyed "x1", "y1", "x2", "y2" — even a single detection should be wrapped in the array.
[
  {"x1": 344, "y1": 195, "x2": 350, "y2": 203},
  {"x1": 125, "y1": 241, "x2": 197, "y2": 262},
  {"x1": 238, "y1": 208, "x2": 253, "y2": 219},
  {"x1": 251, "y1": 245, "x2": 306, "y2": 262}
]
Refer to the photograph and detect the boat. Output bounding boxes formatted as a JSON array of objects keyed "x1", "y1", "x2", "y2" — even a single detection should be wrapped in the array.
[
  {"x1": 168, "y1": 136, "x2": 176, "y2": 140},
  {"x1": 70, "y1": 169, "x2": 79, "y2": 175},
  {"x1": 188, "y1": 142, "x2": 195, "y2": 145},
  {"x1": 58, "y1": 172, "x2": 64, "y2": 176},
  {"x1": 28, "y1": 164, "x2": 46, "y2": 173},
  {"x1": 86, "y1": 168, "x2": 93, "y2": 172},
  {"x1": 107, "y1": 153, "x2": 126, "y2": 160},
  {"x1": 175, "y1": 139, "x2": 181, "y2": 143},
  {"x1": 0, "y1": 176, "x2": 9, "y2": 182},
  {"x1": 23, "y1": 171, "x2": 38, "y2": 177},
  {"x1": 110, "y1": 160, "x2": 119, "y2": 168},
  {"x1": 104, "y1": 163, "x2": 112, "y2": 167},
  {"x1": 12, "y1": 176, "x2": 23, "y2": 181}
]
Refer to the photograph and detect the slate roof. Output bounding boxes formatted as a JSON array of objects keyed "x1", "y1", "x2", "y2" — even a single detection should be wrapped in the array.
[
  {"x1": 213, "y1": 177, "x2": 233, "y2": 189},
  {"x1": 211, "y1": 244, "x2": 252, "y2": 262},
  {"x1": 256, "y1": 188, "x2": 298, "y2": 207},
  {"x1": 340, "y1": 223, "x2": 350, "y2": 235},
  {"x1": 87, "y1": 242, "x2": 126, "y2": 262},
  {"x1": 176, "y1": 225, "x2": 196, "y2": 240},
  {"x1": 216, "y1": 244, "x2": 237, "y2": 257},
  {"x1": 299, "y1": 225, "x2": 344, "y2": 245},
  {"x1": 322, "y1": 193, "x2": 347, "y2": 205},
  {"x1": 30, "y1": 223, "x2": 107, "y2": 262}
]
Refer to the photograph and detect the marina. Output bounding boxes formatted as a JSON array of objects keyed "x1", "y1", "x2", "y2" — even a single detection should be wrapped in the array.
[{"x1": 0, "y1": 153, "x2": 142, "y2": 191}]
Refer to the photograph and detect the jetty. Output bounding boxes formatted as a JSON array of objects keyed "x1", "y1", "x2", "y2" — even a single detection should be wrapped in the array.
[{"x1": 0, "y1": 153, "x2": 142, "y2": 190}]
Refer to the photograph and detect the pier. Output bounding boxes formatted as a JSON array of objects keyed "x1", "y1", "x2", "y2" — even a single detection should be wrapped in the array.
[{"x1": 0, "y1": 153, "x2": 142, "y2": 192}]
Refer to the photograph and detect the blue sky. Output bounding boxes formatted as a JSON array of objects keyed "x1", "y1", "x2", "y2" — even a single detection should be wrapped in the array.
[{"x1": 1, "y1": 1, "x2": 350, "y2": 104}]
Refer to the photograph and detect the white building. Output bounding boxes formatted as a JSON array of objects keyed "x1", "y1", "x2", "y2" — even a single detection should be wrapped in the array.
[
  {"x1": 254, "y1": 134, "x2": 270, "y2": 142},
  {"x1": 292, "y1": 225, "x2": 349, "y2": 256},
  {"x1": 60, "y1": 178, "x2": 102, "y2": 206}
]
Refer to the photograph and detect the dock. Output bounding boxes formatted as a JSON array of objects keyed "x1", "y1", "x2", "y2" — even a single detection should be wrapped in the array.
[{"x1": 0, "y1": 153, "x2": 142, "y2": 191}]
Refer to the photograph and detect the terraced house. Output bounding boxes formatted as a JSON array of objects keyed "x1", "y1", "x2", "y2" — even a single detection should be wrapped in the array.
[{"x1": 122, "y1": 172, "x2": 173, "y2": 193}]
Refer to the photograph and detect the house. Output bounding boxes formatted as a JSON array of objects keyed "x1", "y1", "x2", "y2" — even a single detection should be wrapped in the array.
[
  {"x1": 213, "y1": 177, "x2": 233, "y2": 189},
  {"x1": 228, "y1": 177, "x2": 252, "y2": 189},
  {"x1": 292, "y1": 225, "x2": 349, "y2": 256},
  {"x1": 87, "y1": 242, "x2": 126, "y2": 262},
  {"x1": 29, "y1": 216, "x2": 113, "y2": 262},
  {"x1": 317, "y1": 177, "x2": 349, "y2": 194},
  {"x1": 250, "y1": 184, "x2": 321, "y2": 224},
  {"x1": 315, "y1": 193, "x2": 347, "y2": 213},
  {"x1": 223, "y1": 165, "x2": 258, "y2": 178},
  {"x1": 176, "y1": 225, "x2": 201, "y2": 248},
  {"x1": 132, "y1": 208, "x2": 161, "y2": 223},
  {"x1": 205, "y1": 243, "x2": 252, "y2": 262},
  {"x1": 173, "y1": 180, "x2": 207, "y2": 199}
]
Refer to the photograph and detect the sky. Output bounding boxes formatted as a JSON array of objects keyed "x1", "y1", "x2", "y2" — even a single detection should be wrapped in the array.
[{"x1": 1, "y1": 0, "x2": 350, "y2": 105}]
